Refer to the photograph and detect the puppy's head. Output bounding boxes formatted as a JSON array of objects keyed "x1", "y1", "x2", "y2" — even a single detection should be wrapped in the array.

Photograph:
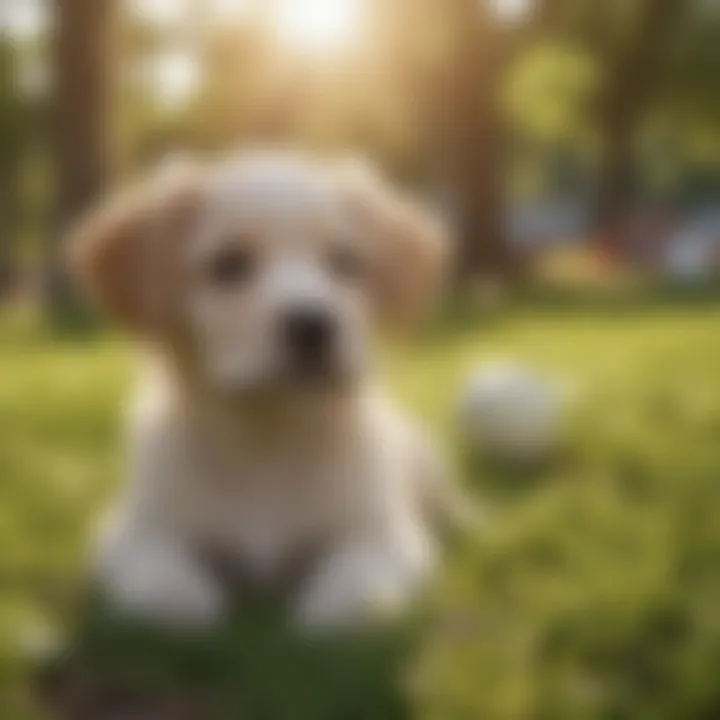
[{"x1": 71, "y1": 152, "x2": 448, "y2": 396}]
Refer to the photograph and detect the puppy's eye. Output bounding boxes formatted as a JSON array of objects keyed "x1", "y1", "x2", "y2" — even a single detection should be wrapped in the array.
[
  {"x1": 207, "y1": 247, "x2": 255, "y2": 287},
  {"x1": 328, "y1": 245, "x2": 366, "y2": 282}
]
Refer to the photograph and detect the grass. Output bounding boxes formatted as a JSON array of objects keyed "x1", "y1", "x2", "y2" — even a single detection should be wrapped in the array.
[{"x1": 2, "y1": 296, "x2": 720, "y2": 718}]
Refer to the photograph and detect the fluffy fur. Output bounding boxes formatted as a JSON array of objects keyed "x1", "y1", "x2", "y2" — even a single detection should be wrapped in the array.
[{"x1": 70, "y1": 151, "x2": 450, "y2": 630}]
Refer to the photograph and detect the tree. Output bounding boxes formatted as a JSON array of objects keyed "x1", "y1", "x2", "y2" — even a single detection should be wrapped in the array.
[
  {"x1": 0, "y1": 37, "x2": 24, "y2": 294},
  {"x1": 372, "y1": 0, "x2": 520, "y2": 281},
  {"x1": 594, "y1": 0, "x2": 685, "y2": 247},
  {"x1": 49, "y1": 0, "x2": 118, "y2": 320},
  {"x1": 516, "y1": 0, "x2": 687, "y2": 248},
  {"x1": 441, "y1": 0, "x2": 514, "y2": 280}
]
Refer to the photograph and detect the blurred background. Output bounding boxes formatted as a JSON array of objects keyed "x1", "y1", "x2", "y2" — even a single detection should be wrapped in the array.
[
  {"x1": 1, "y1": 0, "x2": 720, "y2": 718},
  {"x1": 1, "y1": 0, "x2": 719, "y2": 307}
]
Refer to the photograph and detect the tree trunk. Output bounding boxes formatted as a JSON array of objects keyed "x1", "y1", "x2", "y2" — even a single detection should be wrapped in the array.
[
  {"x1": 442, "y1": 0, "x2": 513, "y2": 282},
  {"x1": 595, "y1": 0, "x2": 684, "y2": 252},
  {"x1": 0, "y1": 35, "x2": 22, "y2": 296},
  {"x1": 0, "y1": 152, "x2": 22, "y2": 295},
  {"x1": 595, "y1": 90, "x2": 638, "y2": 253},
  {"x1": 48, "y1": 0, "x2": 118, "y2": 322}
]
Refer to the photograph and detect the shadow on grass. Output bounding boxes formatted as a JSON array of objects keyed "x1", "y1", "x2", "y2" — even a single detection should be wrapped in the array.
[
  {"x1": 460, "y1": 440, "x2": 575, "y2": 505},
  {"x1": 37, "y1": 600, "x2": 424, "y2": 720}
]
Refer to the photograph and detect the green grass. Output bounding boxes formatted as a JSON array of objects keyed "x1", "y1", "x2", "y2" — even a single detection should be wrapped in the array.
[{"x1": 2, "y1": 298, "x2": 720, "y2": 718}]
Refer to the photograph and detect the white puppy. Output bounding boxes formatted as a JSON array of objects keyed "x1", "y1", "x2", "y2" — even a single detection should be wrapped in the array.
[{"x1": 70, "y1": 151, "x2": 450, "y2": 631}]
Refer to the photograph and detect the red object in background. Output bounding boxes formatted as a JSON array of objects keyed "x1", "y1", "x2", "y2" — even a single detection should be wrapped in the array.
[
  {"x1": 594, "y1": 209, "x2": 678, "y2": 270},
  {"x1": 593, "y1": 232, "x2": 621, "y2": 268}
]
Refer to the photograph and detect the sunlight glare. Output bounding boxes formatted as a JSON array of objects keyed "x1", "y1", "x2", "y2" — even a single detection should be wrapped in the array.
[
  {"x1": 275, "y1": 0, "x2": 361, "y2": 54},
  {"x1": 133, "y1": 0, "x2": 186, "y2": 25},
  {"x1": 490, "y1": 0, "x2": 532, "y2": 23},
  {"x1": 151, "y1": 51, "x2": 200, "y2": 109},
  {"x1": 1, "y1": 0, "x2": 46, "y2": 39}
]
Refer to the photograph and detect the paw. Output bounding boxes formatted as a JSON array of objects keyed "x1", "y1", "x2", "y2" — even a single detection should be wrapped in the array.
[
  {"x1": 294, "y1": 534, "x2": 434, "y2": 631},
  {"x1": 102, "y1": 544, "x2": 225, "y2": 630},
  {"x1": 295, "y1": 573, "x2": 406, "y2": 631}
]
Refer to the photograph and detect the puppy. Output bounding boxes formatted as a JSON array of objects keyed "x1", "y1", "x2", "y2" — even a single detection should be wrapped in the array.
[{"x1": 70, "y1": 151, "x2": 450, "y2": 631}]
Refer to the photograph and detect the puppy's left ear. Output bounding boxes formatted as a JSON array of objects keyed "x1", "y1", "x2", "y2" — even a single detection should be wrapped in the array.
[
  {"x1": 337, "y1": 160, "x2": 450, "y2": 329},
  {"x1": 67, "y1": 158, "x2": 202, "y2": 336}
]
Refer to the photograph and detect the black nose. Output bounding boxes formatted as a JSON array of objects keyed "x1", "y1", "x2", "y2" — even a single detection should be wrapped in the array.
[{"x1": 282, "y1": 309, "x2": 336, "y2": 364}]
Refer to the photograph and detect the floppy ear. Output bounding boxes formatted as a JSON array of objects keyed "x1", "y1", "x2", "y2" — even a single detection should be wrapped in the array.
[
  {"x1": 68, "y1": 160, "x2": 202, "y2": 336},
  {"x1": 338, "y1": 160, "x2": 450, "y2": 329}
]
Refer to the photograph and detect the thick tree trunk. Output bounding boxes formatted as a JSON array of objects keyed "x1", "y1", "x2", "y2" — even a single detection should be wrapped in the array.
[
  {"x1": 0, "y1": 153, "x2": 22, "y2": 295},
  {"x1": 595, "y1": 0, "x2": 684, "y2": 252},
  {"x1": 48, "y1": 0, "x2": 118, "y2": 321},
  {"x1": 0, "y1": 36, "x2": 22, "y2": 295},
  {"x1": 443, "y1": 0, "x2": 513, "y2": 282}
]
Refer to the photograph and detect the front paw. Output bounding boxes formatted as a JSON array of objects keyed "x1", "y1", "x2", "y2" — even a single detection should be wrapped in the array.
[
  {"x1": 101, "y1": 544, "x2": 226, "y2": 630},
  {"x1": 295, "y1": 574, "x2": 406, "y2": 631},
  {"x1": 294, "y1": 535, "x2": 434, "y2": 631}
]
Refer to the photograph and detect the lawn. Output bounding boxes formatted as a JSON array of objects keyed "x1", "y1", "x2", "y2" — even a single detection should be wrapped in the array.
[{"x1": 1, "y1": 296, "x2": 720, "y2": 719}]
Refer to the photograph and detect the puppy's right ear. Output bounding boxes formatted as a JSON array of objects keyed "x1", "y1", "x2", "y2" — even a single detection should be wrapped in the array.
[
  {"x1": 68, "y1": 160, "x2": 202, "y2": 335},
  {"x1": 335, "y1": 159, "x2": 450, "y2": 331}
]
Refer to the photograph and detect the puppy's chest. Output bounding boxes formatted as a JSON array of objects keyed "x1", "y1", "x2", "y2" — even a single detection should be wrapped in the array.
[{"x1": 187, "y1": 445, "x2": 354, "y2": 578}]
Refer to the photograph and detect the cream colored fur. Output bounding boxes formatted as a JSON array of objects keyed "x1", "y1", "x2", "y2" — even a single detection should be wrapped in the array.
[{"x1": 71, "y1": 151, "x2": 449, "y2": 631}]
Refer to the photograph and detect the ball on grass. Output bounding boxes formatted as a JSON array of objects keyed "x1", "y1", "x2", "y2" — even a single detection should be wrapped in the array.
[{"x1": 459, "y1": 361, "x2": 566, "y2": 462}]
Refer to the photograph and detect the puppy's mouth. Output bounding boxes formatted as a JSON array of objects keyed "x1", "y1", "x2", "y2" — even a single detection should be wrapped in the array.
[
  {"x1": 219, "y1": 357, "x2": 359, "y2": 403},
  {"x1": 284, "y1": 356, "x2": 355, "y2": 391}
]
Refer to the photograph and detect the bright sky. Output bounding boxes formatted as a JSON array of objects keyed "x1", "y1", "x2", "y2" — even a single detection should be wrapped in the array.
[
  {"x1": 133, "y1": 0, "x2": 251, "y2": 24},
  {"x1": 140, "y1": 0, "x2": 365, "y2": 108},
  {"x1": 275, "y1": 0, "x2": 361, "y2": 53},
  {"x1": 139, "y1": 0, "x2": 525, "y2": 107},
  {"x1": 0, "y1": 0, "x2": 533, "y2": 41},
  {"x1": 491, "y1": 0, "x2": 532, "y2": 22},
  {"x1": 0, "y1": 0, "x2": 533, "y2": 109},
  {"x1": 133, "y1": 0, "x2": 185, "y2": 24},
  {"x1": 146, "y1": 49, "x2": 201, "y2": 108},
  {"x1": 133, "y1": 0, "x2": 532, "y2": 28},
  {"x1": 136, "y1": 0, "x2": 362, "y2": 50},
  {"x1": 0, "y1": 0, "x2": 46, "y2": 38}
]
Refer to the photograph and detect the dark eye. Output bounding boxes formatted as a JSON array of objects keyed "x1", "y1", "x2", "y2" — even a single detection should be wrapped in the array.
[
  {"x1": 329, "y1": 245, "x2": 366, "y2": 282},
  {"x1": 207, "y1": 247, "x2": 255, "y2": 287}
]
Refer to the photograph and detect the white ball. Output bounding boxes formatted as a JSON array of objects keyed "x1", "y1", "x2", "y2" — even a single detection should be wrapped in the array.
[{"x1": 459, "y1": 361, "x2": 565, "y2": 461}]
